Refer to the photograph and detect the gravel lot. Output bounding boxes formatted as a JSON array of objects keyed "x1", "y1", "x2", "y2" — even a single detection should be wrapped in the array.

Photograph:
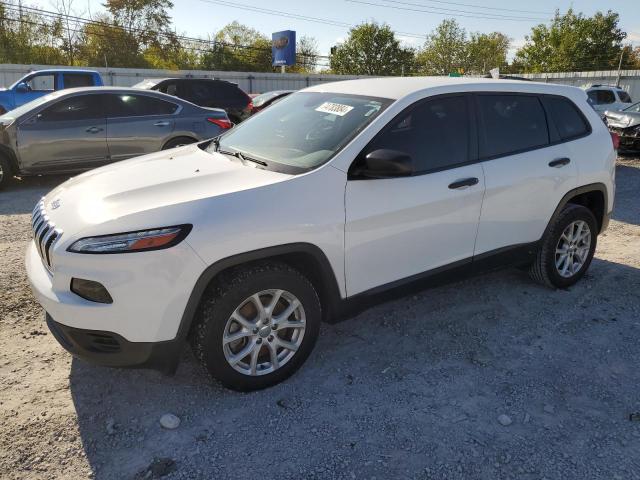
[{"x1": 1, "y1": 158, "x2": 640, "y2": 480}]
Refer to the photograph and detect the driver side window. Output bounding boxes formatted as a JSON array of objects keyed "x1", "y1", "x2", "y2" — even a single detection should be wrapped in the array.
[
  {"x1": 25, "y1": 74, "x2": 56, "y2": 92},
  {"x1": 362, "y1": 95, "x2": 470, "y2": 174}
]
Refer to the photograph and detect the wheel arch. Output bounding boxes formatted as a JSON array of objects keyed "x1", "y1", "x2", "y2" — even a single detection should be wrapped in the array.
[
  {"x1": 547, "y1": 183, "x2": 609, "y2": 236},
  {"x1": 0, "y1": 144, "x2": 18, "y2": 175},
  {"x1": 176, "y1": 243, "x2": 342, "y2": 342},
  {"x1": 162, "y1": 135, "x2": 199, "y2": 150}
]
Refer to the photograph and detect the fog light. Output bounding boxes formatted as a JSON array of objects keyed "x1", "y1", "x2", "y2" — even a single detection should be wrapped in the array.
[{"x1": 71, "y1": 278, "x2": 113, "y2": 304}]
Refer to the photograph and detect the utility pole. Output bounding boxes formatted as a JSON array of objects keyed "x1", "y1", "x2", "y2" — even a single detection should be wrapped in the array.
[{"x1": 616, "y1": 48, "x2": 624, "y2": 87}]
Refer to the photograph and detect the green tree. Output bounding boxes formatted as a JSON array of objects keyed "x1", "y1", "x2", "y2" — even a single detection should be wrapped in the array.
[
  {"x1": 201, "y1": 21, "x2": 272, "y2": 71},
  {"x1": 417, "y1": 19, "x2": 467, "y2": 75},
  {"x1": 330, "y1": 22, "x2": 415, "y2": 75},
  {"x1": 466, "y1": 32, "x2": 510, "y2": 75},
  {"x1": 0, "y1": 1, "x2": 66, "y2": 65},
  {"x1": 514, "y1": 9, "x2": 628, "y2": 72},
  {"x1": 290, "y1": 35, "x2": 320, "y2": 73}
]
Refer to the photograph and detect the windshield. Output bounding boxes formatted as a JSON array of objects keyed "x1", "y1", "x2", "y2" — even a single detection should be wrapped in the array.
[
  {"x1": 209, "y1": 92, "x2": 392, "y2": 172},
  {"x1": 623, "y1": 101, "x2": 640, "y2": 113},
  {"x1": 0, "y1": 90, "x2": 65, "y2": 121}
]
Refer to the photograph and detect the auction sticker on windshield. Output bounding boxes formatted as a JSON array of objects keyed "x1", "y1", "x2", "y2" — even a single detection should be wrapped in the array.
[{"x1": 315, "y1": 102, "x2": 354, "y2": 116}]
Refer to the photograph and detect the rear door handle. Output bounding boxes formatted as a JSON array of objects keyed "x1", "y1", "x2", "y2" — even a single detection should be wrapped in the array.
[
  {"x1": 549, "y1": 157, "x2": 571, "y2": 168},
  {"x1": 154, "y1": 121, "x2": 171, "y2": 127},
  {"x1": 448, "y1": 177, "x2": 479, "y2": 190},
  {"x1": 85, "y1": 126, "x2": 103, "y2": 134}
]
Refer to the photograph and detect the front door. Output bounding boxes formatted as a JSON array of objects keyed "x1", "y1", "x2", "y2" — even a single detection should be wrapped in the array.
[
  {"x1": 17, "y1": 93, "x2": 108, "y2": 173},
  {"x1": 345, "y1": 95, "x2": 485, "y2": 296}
]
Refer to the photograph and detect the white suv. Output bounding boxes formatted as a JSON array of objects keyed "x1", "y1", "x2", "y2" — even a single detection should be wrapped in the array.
[
  {"x1": 26, "y1": 78, "x2": 616, "y2": 391},
  {"x1": 585, "y1": 84, "x2": 633, "y2": 114}
]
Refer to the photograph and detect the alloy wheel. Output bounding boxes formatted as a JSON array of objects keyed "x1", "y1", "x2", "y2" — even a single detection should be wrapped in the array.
[
  {"x1": 222, "y1": 289, "x2": 306, "y2": 376},
  {"x1": 555, "y1": 220, "x2": 591, "y2": 278}
]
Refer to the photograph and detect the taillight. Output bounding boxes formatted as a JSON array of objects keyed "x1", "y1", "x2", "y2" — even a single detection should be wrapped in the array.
[
  {"x1": 247, "y1": 100, "x2": 254, "y2": 112},
  {"x1": 207, "y1": 117, "x2": 232, "y2": 129},
  {"x1": 610, "y1": 132, "x2": 620, "y2": 150}
]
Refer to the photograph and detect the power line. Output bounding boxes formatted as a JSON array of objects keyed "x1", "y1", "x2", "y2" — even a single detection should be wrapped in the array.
[
  {"x1": 391, "y1": 0, "x2": 551, "y2": 15},
  {"x1": 346, "y1": 0, "x2": 550, "y2": 21}
]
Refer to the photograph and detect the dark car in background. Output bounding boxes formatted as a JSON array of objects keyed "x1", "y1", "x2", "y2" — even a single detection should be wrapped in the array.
[
  {"x1": 133, "y1": 78, "x2": 253, "y2": 124},
  {"x1": 0, "y1": 87, "x2": 231, "y2": 189},
  {"x1": 250, "y1": 90, "x2": 294, "y2": 115}
]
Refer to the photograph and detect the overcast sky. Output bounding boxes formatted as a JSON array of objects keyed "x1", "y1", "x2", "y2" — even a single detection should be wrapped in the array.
[{"x1": 30, "y1": 0, "x2": 640, "y2": 65}]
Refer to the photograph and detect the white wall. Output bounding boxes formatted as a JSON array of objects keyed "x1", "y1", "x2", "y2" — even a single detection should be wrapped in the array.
[
  {"x1": 0, "y1": 64, "x2": 367, "y2": 93},
  {"x1": 521, "y1": 70, "x2": 640, "y2": 101}
]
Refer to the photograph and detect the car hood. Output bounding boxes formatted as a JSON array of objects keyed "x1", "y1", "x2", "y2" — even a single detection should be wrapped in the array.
[
  {"x1": 42, "y1": 144, "x2": 292, "y2": 236},
  {"x1": 604, "y1": 110, "x2": 640, "y2": 129}
]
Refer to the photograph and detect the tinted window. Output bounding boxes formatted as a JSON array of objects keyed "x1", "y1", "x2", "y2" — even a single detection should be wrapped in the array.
[
  {"x1": 366, "y1": 96, "x2": 469, "y2": 172},
  {"x1": 478, "y1": 95, "x2": 548, "y2": 158},
  {"x1": 595, "y1": 90, "x2": 615, "y2": 104},
  {"x1": 214, "y1": 81, "x2": 248, "y2": 105},
  {"x1": 107, "y1": 94, "x2": 178, "y2": 117},
  {"x1": 545, "y1": 97, "x2": 589, "y2": 141},
  {"x1": 618, "y1": 90, "x2": 632, "y2": 103},
  {"x1": 189, "y1": 82, "x2": 212, "y2": 103},
  {"x1": 38, "y1": 94, "x2": 103, "y2": 122},
  {"x1": 63, "y1": 73, "x2": 94, "y2": 88}
]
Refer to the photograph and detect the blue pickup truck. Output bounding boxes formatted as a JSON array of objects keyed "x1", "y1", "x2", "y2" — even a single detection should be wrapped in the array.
[{"x1": 0, "y1": 69, "x2": 103, "y2": 114}]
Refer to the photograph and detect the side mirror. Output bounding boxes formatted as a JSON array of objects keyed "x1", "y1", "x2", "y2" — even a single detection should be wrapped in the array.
[
  {"x1": 14, "y1": 82, "x2": 29, "y2": 93},
  {"x1": 356, "y1": 149, "x2": 414, "y2": 179}
]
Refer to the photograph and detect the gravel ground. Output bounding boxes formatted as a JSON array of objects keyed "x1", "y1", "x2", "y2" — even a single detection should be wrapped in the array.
[{"x1": 1, "y1": 159, "x2": 640, "y2": 480}]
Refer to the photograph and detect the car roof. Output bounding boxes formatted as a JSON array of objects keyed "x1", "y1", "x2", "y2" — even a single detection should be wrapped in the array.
[
  {"x1": 303, "y1": 77, "x2": 587, "y2": 101},
  {"x1": 26, "y1": 68, "x2": 99, "y2": 74}
]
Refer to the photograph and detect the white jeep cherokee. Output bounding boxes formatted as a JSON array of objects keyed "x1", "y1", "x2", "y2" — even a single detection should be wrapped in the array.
[{"x1": 26, "y1": 78, "x2": 616, "y2": 391}]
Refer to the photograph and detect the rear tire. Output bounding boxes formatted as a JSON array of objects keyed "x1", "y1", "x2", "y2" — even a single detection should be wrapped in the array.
[
  {"x1": 162, "y1": 137, "x2": 197, "y2": 150},
  {"x1": 191, "y1": 261, "x2": 321, "y2": 391},
  {"x1": 530, "y1": 204, "x2": 597, "y2": 289},
  {"x1": 0, "y1": 155, "x2": 13, "y2": 190}
]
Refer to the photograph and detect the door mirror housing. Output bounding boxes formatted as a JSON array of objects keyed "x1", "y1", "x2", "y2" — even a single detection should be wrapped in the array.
[
  {"x1": 14, "y1": 82, "x2": 29, "y2": 93},
  {"x1": 354, "y1": 149, "x2": 414, "y2": 179}
]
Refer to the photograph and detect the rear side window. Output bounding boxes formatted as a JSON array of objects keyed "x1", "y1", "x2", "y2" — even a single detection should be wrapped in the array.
[
  {"x1": 214, "y1": 81, "x2": 248, "y2": 105},
  {"x1": 589, "y1": 90, "x2": 615, "y2": 105},
  {"x1": 367, "y1": 95, "x2": 469, "y2": 173},
  {"x1": 38, "y1": 94, "x2": 103, "y2": 122},
  {"x1": 618, "y1": 90, "x2": 632, "y2": 103},
  {"x1": 478, "y1": 95, "x2": 549, "y2": 158},
  {"x1": 107, "y1": 94, "x2": 179, "y2": 117},
  {"x1": 63, "y1": 73, "x2": 94, "y2": 89},
  {"x1": 545, "y1": 97, "x2": 589, "y2": 141}
]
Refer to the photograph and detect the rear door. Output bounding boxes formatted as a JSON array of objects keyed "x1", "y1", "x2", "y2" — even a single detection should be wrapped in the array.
[
  {"x1": 105, "y1": 92, "x2": 180, "y2": 161},
  {"x1": 17, "y1": 93, "x2": 108, "y2": 173},
  {"x1": 473, "y1": 93, "x2": 578, "y2": 256}
]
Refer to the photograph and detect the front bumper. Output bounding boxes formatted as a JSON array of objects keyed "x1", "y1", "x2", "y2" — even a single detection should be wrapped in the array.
[{"x1": 45, "y1": 313, "x2": 183, "y2": 372}]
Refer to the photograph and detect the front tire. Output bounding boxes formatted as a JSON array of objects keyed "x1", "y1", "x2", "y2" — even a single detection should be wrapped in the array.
[
  {"x1": 162, "y1": 137, "x2": 197, "y2": 150},
  {"x1": 530, "y1": 204, "x2": 597, "y2": 289},
  {"x1": 0, "y1": 155, "x2": 13, "y2": 190},
  {"x1": 191, "y1": 262, "x2": 321, "y2": 391}
]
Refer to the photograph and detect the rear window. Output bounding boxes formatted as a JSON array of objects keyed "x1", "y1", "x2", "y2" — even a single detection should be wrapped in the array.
[
  {"x1": 618, "y1": 90, "x2": 632, "y2": 103},
  {"x1": 478, "y1": 95, "x2": 549, "y2": 158},
  {"x1": 107, "y1": 93, "x2": 178, "y2": 117},
  {"x1": 63, "y1": 73, "x2": 94, "y2": 88},
  {"x1": 588, "y1": 90, "x2": 615, "y2": 105},
  {"x1": 545, "y1": 96, "x2": 590, "y2": 141}
]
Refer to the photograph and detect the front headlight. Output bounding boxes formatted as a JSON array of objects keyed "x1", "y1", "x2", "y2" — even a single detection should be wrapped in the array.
[{"x1": 67, "y1": 225, "x2": 192, "y2": 254}]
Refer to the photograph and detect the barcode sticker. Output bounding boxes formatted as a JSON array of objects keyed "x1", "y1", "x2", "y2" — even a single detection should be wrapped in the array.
[{"x1": 315, "y1": 102, "x2": 354, "y2": 116}]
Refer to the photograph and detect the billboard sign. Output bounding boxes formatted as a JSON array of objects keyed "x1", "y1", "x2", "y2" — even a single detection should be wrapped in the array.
[{"x1": 272, "y1": 30, "x2": 296, "y2": 66}]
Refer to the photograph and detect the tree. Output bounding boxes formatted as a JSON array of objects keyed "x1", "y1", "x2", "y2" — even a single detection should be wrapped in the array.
[
  {"x1": 466, "y1": 32, "x2": 510, "y2": 75},
  {"x1": 514, "y1": 9, "x2": 628, "y2": 72},
  {"x1": 417, "y1": 19, "x2": 467, "y2": 75},
  {"x1": 330, "y1": 22, "x2": 415, "y2": 75},
  {"x1": 201, "y1": 21, "x2": 272, "y2": 71},
  {"x1": 52, "y1": 0, "x2": 86, "y2": 65},
  {"x1": 291, "y1": 35, "x2": 320, "y2": 73},
  {"x1": 0, "y1": 1, "x2": 66, "y2": 65}
]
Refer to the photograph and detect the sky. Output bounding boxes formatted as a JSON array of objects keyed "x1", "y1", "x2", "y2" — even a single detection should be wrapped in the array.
[{"x1": 30, "y1": 0, "x2": 640, "y2": 65}]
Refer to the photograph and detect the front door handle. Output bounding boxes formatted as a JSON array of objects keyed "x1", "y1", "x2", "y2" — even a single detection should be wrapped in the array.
[
  {"x1": 448, "y1": 177, "x2": 479, "y2": 190},
  {"x1": 154, "y1": 121, "x2": 171, "y2": 127},
  {"x1": 85, "y1": 126, "x2": 103, "y2": 134},
  {"x1": 549, "y1": 157, "x2": 571, "y2": 168}
]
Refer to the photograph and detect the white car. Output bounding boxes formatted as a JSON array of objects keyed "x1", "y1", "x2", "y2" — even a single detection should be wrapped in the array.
[
  {"x1": 585, "y1": 84, "x2": 633, "y2": 114},
  {"x1": 26, "y1": 77, "x2": 616, "y2": 391}
]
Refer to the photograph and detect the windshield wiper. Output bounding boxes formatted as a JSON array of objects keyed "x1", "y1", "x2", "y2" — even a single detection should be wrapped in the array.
[
  {"x1": 211, "y1": 137, "x2": 268, "y2": 167},
  {"x1": 235, "y1": 151, "x2": 268, "y2": 167}
]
